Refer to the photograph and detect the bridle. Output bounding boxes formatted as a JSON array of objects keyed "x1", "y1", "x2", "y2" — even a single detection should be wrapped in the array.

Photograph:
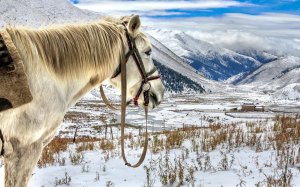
[
  {"x1": 110, "y1": 23, "x2": 161, "y2": 107},
  {"x1": 99, "y1": 23, "x2": 161, "y2": 168}
]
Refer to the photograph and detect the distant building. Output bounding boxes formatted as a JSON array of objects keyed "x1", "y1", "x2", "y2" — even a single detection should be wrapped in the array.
[
  {"x1": 241, "y1": 103, "x2": 256, "y2": 112},
  {"x1": 241, "y1": 103, "x2": 265, "y2": 112}
]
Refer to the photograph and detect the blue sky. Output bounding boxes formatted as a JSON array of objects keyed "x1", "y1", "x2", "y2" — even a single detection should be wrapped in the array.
[
  {"x1": 160, "y1": 0, "x2": 300, "y2": 18},
  {"x1": 143, "y1": 0, "x2": 300, "y2": 19},
  {"x1": 72, "y1": 0, "x2": 300, "y2": 18}
]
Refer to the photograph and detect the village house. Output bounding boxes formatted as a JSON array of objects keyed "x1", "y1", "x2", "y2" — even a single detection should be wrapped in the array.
[{"x1": 241, "y1": 103, "x2": 265, "y2": 112}]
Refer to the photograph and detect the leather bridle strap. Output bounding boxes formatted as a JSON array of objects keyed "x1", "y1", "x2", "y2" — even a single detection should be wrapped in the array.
[
  {"x1": 99, "y1": 86, "x2": 133, "y2": 110},
  {"x1": 101, "y1": 24, "x2": 161, "y2": 167},
  {"x1": 100, "y1": 66, "x2": 158, "y2": 109},
  {"x1": 120, "y1": 49, "x2": 148, "y2": 168},
  {"x1": 120, "y1": 24, "x2": 154, "y2": 168},
  {"x1": 99, "y1": 86, "x2": 118, "y2": 110},
  {"x1": 101, "y1": 24, "x2": 160, "y2": 108},
  {"x1": 133, "y1": 73, "x2": 160, "y2": 106}
]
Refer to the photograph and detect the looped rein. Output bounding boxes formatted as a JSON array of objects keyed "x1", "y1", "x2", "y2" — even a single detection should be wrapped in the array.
[
  {"x1": 119, "y1": 44, "x2": 147, "y2": 168},
  {"x1": 101, "y1": 24, "x2": 160, "y2": 168}
]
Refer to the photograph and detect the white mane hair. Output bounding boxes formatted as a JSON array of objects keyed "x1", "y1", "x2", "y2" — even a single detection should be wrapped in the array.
[
  {"x1": 6, "y1": 18, "x2": 125, "y2": 83},
  {"x1": 5, "y1": 17, "x2": 150, "y2": 85}
]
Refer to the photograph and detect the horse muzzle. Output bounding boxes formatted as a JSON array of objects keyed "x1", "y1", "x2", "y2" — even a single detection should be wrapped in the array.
[{"x1": 148, "y1": 86, "x2": 165, "y2": 109}]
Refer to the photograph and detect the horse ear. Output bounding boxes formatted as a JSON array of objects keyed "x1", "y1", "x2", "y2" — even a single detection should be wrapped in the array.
[{"x1": 127, "y1": 15, "x2": 141, "y2": 38}]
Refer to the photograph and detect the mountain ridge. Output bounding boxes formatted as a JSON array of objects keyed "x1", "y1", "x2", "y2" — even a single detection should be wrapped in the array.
[
  {"x1": 147, "y1": 28, "x2": 267, "y2": 81},
  {"x1": 236, "y1": 56, "x2": 300, "y2": 100}
]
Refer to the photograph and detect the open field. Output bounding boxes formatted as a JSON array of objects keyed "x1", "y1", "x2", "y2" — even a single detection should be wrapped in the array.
[{"x1": 1, "y1": 90, "x2": 300, "y2": 186}]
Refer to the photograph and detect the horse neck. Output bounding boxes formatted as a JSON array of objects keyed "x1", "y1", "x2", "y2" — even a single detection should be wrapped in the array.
[{"x1": 7, "y1": 26, "x2": 122, "y2": 112}]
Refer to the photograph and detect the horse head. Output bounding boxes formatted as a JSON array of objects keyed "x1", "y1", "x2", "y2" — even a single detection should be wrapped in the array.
[{"x1": 109, "y1": 15, "x2": 165, "y2": 110}]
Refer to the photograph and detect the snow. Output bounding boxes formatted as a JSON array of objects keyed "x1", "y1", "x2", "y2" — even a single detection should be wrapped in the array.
[
  {"x1": 0, "y1": 0, "x2": 101, "y2": 27},
  {"x1": 146, "y1": 28, "x2": 262, "y2": 80},
  {"x1": 274, "y1": 83, "x2": 300, "y2": 100},
  {"x1": 236, "y1": 56, "x2": 300, "y2": 101},
  {"x1": 238, "y1": 56, "x2": 300, "y2": 85},
  {"x1": 148, "y1": 34, "x2": 218, "y2": 92},
  {"x1": 1, "y1": 87, "x2": 300, "y2": 186}
]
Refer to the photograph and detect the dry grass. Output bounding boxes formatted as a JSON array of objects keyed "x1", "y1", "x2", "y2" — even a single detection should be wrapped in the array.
[
  {"x1": 38, "y1": 114, "x2": 300, "y2": 186},
  {"x1": 38, "y1": 137, "x2": 99, "y2": 167},
  {"x1": 144, "y1": 115, "x2": 300, "y2": 186},
  {"x1": 99, "y1": 139, "x2": 115, "y2": 151}
]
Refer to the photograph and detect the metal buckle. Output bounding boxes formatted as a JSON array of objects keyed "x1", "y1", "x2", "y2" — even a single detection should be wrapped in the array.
[{"x1": 143, "y1": 82, "x2": 151, "y2": 91}]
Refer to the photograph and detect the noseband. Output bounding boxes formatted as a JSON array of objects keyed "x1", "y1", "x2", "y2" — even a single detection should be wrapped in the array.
[{"x1": 111, "y1": 24, "x2": 161, "y2": 106}]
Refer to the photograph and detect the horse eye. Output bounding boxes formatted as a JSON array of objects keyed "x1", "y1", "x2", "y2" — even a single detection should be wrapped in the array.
[{"x1": 145, "y1": 49, "x2": 152, "y2": 56}]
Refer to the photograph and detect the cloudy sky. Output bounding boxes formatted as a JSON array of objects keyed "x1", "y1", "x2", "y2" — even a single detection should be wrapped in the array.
[{"x1": 73, "y1": 0, "x2": 300, "y2": 56}]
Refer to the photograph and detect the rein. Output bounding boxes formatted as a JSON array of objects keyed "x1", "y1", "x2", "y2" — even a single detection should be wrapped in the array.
[{"x1": 100, "y1": 24, "x2": 160, "y2": 167}]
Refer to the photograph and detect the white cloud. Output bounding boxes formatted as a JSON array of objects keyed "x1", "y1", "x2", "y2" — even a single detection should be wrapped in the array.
[
  {"x1": 143, "y1": 13, "x2": 300, "y2": 37},
  {"x1": 75, "y1": 1, "x2": 300, "y2": 57},
  {"x1": 142, "y1": 13, "x2": 300, "y2": 57},
  {"x1": 136, "y1": 10, "x2": 186, "y2": 17},
  {"x1": 75, "y1": 0, "x2": 251, "y2": 16},
  {"x1": 227, "y1": 13, "x2": 300, "y2": 23}
]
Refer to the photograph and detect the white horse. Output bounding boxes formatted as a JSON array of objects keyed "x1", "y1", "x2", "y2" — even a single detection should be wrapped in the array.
[{"x1": 0, "y1": 15, "x2": 165, "y2": 186}]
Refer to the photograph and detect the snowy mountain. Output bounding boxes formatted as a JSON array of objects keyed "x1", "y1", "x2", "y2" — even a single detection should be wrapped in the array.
[
  {"x1": 237, "y1": 56, "x2": 300, "y2": 85},
  {"x1": 153, "y1": 60, "x2": 205, "y2": 93},
  {"x1": 236, "y1": 56, "x2": 300, "y2": 100},
  {"x1": 0, "y1": 0, "x2": 100, "y2": 28},
  {"x1": 145, "y1": 28, "x2": 300, "y2": 100},
  {"x1": 148, "y1": 35, "x2": 220, "y2": 92},
  {"x1": 146, "y1": 28, "x2": 265, "y2": 81},
  {"x1": 234, "y1": 49, "x2": 278, "y2": 64}
]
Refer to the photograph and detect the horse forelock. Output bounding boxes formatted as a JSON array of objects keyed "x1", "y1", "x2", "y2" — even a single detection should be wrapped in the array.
[{"x1": 5, "y1": 18, "x2": 129, "y2": 83}]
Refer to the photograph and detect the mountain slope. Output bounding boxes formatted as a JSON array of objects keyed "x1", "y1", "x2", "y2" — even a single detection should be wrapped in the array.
[
  {"x1": 0, "y1": 0, "x2": 100, "y2": 28},
  {"x1": 237, "y1": 56, "x2": 300, "y2": 100},
  {"x1": 235, "y1": 49, "x2": 278, "y2": 64},
  {"x1": 237, "y1": 56, "x2": 300, "y2": 85},
  {"x1": 153, "y1": 60, "x2": 205, "y2": 93},
  {"x1": 147, "y1": 29, "x2": 263, "y2": 81},
  {"x1": 149, "y1": 35, "x2": 218, "y2": 92}
]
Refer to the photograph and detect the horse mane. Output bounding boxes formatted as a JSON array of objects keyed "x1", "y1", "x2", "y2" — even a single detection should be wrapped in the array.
[{"x1": 5, "y1": 17, "x2": 132, "y2": 83}]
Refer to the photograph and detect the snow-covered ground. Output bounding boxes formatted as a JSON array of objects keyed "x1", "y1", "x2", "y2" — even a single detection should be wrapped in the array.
[{"x1": 1, "y1": 88, "x2": 299, "y2": 187}]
